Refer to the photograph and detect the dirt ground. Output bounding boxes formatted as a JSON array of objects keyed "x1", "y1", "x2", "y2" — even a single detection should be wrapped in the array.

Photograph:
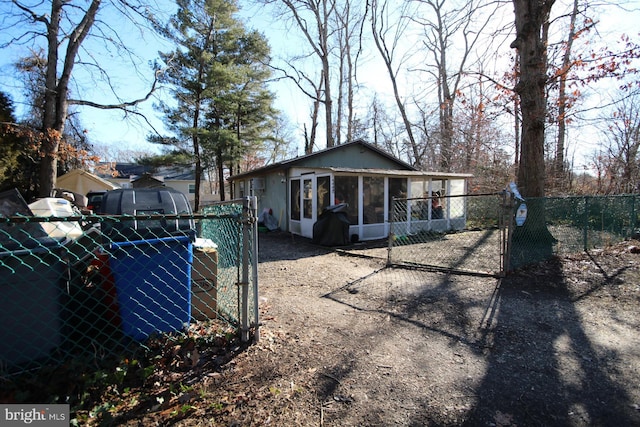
[
  {"x1": 43, "y1": 230, "x2": 640, "y2": 426},
  {"x1": 157, "y1": 231, "x2": 640, "y2": 427}
]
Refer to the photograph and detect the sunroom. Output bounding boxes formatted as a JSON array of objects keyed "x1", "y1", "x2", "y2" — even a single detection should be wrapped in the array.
[{"x1": 287, "y1": 168, "x2": 470, "y2": 242}]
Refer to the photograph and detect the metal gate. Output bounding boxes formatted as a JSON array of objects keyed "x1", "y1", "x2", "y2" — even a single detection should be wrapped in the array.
[{"x1": 388, "y1": 192, "x2": 510, "y2": 276}]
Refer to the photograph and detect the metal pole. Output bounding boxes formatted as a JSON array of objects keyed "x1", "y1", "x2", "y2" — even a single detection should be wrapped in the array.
[
  {"x1": 630, "y1": 195, "x2": 636, "y2": 238},
  {"x1": 503, "y1": 192, "x2": 515, "y2": 274},
  {"x1": 583, "y1": 196, "x2": 589, "y2": 251},
  {"x1": 241, "y1": 197, "x2": 250, "y2": 342},
  {"x1": 250, "y1": 196, "x2": 260, "y2": 342},
  {"x1": 499, "y1": 192, "x2": 506, "y2": 275},
  {"x1": 387, "y1": 197, "x2": 395, "y2": 266}
]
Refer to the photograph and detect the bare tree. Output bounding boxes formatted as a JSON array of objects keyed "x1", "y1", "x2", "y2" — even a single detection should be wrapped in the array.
[
  {"x1": 546, "y1": 1, "x2": 640, "y2": 193},
  {"x1": 599, "y1": 93, "x2": 640, "y2": 193},
  {"x1": 15, "y1": 50, "x2": 98, "y2": 175},
  {"x1": 366, "y1": 94, "x2": 415, "y2": 163},
  {"x1": 456, "y1": 75, "x2": 514, "y2": 190},
  {"x1": 308, "y1": 79, "x2": 323, "y2": 152},
  {"x1": 1, "y1": 0, "x2": 162, "y2": 197},
  {"x1": 553, "y1": 0, "x2": 580, "y2": 185},
  {"x1": 412, "y1": 0, "x2": 496, "y2": 172},
  {"x1": 264, "y1": 36, "x2": 335, "y2": 151},
  {"x1": 333, "y1": 0, "x2": 365, "y2": 144},
  {"x1": 262, "y1": 116, "x2": 299, "y2": 164},
  {"x1": 270, "y1": 60, "x2": 323, "y2": 152},
  {"x1": 540, "y1": 0, "x2": 600, "y2": 193},
  {"x1": 268, "y1": 0, "x2": 336, "y2": 148},
  {"x1": 369, "y1": 0, "x2": 420, "y2": 162},
  {"x1": 412, "y1": 101, "x2": 439, "y2": 168}
]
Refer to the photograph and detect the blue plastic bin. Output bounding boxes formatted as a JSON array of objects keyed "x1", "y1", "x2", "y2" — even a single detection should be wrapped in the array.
[{"x1": 109, "y1": 236, "x2": 193, "y2": 340}]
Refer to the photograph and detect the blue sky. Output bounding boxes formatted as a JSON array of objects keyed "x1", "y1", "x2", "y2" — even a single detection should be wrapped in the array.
[
  {"x1": 1, "y1": 0, "x2": 639, "y2": 166},
  {"x1": 0, "y1": 0, "x2": 395, "y2": 159}
]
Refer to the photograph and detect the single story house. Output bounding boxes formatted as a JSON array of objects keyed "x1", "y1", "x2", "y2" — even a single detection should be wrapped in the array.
[{"x1": 228, "y1": 140, "x2": 472, "y2": 242}]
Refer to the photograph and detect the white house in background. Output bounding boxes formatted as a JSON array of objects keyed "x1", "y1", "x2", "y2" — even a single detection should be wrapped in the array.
[
  {"x1": 95, "y1": 163, "x2": 219, "y2": 208},
  {"x1": 228, "y1": 140, "x2": 472, "y2": 242}
]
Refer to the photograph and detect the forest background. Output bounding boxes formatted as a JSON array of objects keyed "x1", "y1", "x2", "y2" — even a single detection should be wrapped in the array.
[{"x1": 0, "y1": 0, "x2": 639, "y2": 206}]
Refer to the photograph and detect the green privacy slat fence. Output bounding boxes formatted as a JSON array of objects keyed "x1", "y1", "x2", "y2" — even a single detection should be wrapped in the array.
[
  {"x1": 389, "y1": 193, "x2": 639, "y2": 275},
  {"x1": 0, "y1": 197, "x2": 258, "y2": 375},
  {"x1": 508, "y1": 194, "x2": 640, "y2": 270}
]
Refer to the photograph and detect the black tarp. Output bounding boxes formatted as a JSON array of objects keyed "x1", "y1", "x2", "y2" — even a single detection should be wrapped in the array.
[{"x1": 312, "y1": 203, "x2": 350, "y2": 246}]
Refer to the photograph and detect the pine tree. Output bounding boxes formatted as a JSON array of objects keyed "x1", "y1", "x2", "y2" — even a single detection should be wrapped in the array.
[
  {"x1": 155, "y1": 0, "x2": 277, "y2": 207},
  {"x1": 0, "y1": 92, "x2": 39, "y2": 199}
]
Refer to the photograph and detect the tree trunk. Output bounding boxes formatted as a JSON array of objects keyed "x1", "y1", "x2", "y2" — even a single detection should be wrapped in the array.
[
  {"x1": 39, "y1": 0, "x2": 101, "y2": 197},
  {"x1": 510, "y1": 0, "x2": 556, "y2": 267},
  {"x1": 440, "y1": 98, "x2": 453, "y2": 172},
  {"x1": 217, "y1": 149, "x2": 226, "y2": 201},
  {"x1": 335, "y1": 45, "x2": 344, "y2": 145},
  {"x1": 436, "y1": 3, "x2": 453, "y2": 172},
  {"x1": 320, "y1": 0, "x2": 333, "y2": 147},
  {"x1": 345, "y1": 21, "x2": 355, "y2": 144},
  {"x1": 192, "y1": 118, "x2": 201, "y2": 212},
  {"x1": 39, "y1": 0, "x2": 63, "y2": 197},
  {"x1": 191, "y1": 63, "x2": 207, "y2": 212},
  {"x1": 334, "y1": 0, "x2": 360, "y2": 145},
  {"x1": 555, "y1": 0, "x2": 579, "y2": 191},
  {"x1": 308, "y1": 81, "x2": 322, "y2": 154},
  {"x1": 513, "y1": 84, "x2": 521, "y2": 171},
  {"x1": 510, "y1": 0, "x2": 555, "y2": 268},
  {"x1": 321, "y1": 52, "x2": 333, "y2": 147},
  {"x1": 370, "y1": 1, "x2": 418, "y2": 161},
  {"x1": 511, "y1": 0, "x2": 554, "y2": 199},
  {"x1": 280, "y1": 0, "x2": 334, "y2": 149}
]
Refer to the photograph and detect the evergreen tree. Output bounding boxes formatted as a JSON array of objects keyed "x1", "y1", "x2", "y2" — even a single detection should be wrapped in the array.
[
  {"x1": 0, "y1": 92, "x2": 39, "y2": 199},
  {"x1": 0, "y1": 92, "x2": 20, "y2": 190},
  {"x1": 155, "y1": 0, "x2": 277, "y2": 207}
]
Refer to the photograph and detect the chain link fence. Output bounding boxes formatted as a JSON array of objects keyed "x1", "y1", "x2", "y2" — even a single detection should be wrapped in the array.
[
  {"x1": 388, "y1": 193, "x2": 508, "y2": 276},
  {"x1": 508, "y1": 194, "x2": 640, "y2": 270},
  {"x1": 199, "y1": 200, "x2": 259, "y2": 343},
  {"x1": 389, "y1": 193, "x2": 640, "y2": 275},
  {"x1": 0, "y1": 197, "x2": 258, "y2": 375}
]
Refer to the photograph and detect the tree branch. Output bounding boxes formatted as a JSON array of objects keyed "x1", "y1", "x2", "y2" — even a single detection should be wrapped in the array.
[{"x1": 68, "y1": 69, "x2": 161, "y2": 109}]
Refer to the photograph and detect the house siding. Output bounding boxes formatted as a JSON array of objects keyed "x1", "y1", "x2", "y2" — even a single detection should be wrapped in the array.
[
  {"x1": 251, "y1": 172, "x2": 288, "y2": 229},
  {"x1": 294, "y1": 144, "x2": 409, "y2": 170}
]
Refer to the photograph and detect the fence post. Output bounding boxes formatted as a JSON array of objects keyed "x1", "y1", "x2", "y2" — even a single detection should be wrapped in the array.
[
  {"x1": 240, "y1": 196, "x2": 252, "y2": 342},
  {"x1": 502, "y1": 191, "x2": 515, "y2": 275},
  {"x1": 631, "y1": 195, "x2": 637, "y2": 237},
  {"x1": 250, "y1": 196, "x2": 260, "y2": 342},
  {"x1": 583, "y1": 196, "x2": 589, "y2": 251},
  {"x1": 387, "y1": 197, "x2": 395, "y2": 266}
]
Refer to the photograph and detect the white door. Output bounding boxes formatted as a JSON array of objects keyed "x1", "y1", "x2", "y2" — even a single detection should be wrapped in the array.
[{"x1": 300, "y1": 176, "x2": 315, "y2": 238}]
